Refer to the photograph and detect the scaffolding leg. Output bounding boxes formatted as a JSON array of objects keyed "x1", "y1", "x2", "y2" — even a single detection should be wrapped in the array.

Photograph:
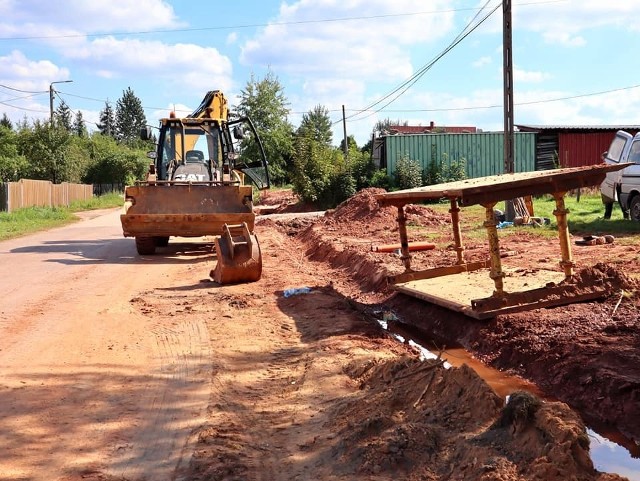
[
  {"x1": 483, "y1": 203, "x2": 504, "y2": 295},
  {"x1": 449, "y1": 197, "x2": 465, "y2": 265},
  {"x1": 397, "y1": 205, "x2": 412, "y2": 272},
  {"x1": 553, "y1": 192, "x2": 574, "y2": 279}
]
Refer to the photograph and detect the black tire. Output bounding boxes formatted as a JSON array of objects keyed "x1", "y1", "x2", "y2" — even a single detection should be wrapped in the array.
[
  {"x1": 135, "y1": 236, "x2": 156, "y2": 255},
  {"x1": 154, "y1": 236, "x2": 170, "y2": 247},
  {"x1": 630, "y1": 195, "x2": 640, "y2": 221}
]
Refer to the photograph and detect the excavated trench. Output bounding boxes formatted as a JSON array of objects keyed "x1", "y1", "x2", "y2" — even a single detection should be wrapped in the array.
[
  {"x1": 379, "y1": 310, "x2": 640, "y2": 479},
  {"x1": 259, "y1": 187, "x2": 640, "y2": 480}
]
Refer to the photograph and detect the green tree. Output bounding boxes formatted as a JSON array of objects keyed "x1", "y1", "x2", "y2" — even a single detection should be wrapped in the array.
[
  {"x1": 0, "y1": 125, "x2": 29, "y2": 181},
  {"x1": 297, "y1": 105, "x2": 333, "y2": 146},
  {"x1": 1, "y1": 113, "x2": 13, "y2": 130},
  {"x1": 97, "y1": 101, "x2": 116, "y2": 137},
  {"x1": 83, "y1": 133, "x2": 148, "y2": 185},
  {"x1": 236, "y1": 71, "x2": 294, "y2": 185},
  {"x1": 55, "y1": 100, "x2": 73, "y2": 131},
  {"x1": 17, "y1": 120, "x2": 72, "y2": 183},
  {"x1": 373, "y1": 118, "x2": 408, "y2": 136},
  {"x1": 72, "y1": 111, "x2": 88, "y2": 137},
  {"x1": 339, "y1": 134, "x2": 358, "y2": 153},
  {"x1": 115, "y1": 87, "x2": 146, "y2": 144},
  {"x1": 15, "y1": 115, "x2": 30, "y2": 132},
  {"x1": 291, "y1": 134, "x2": 357, "y2": 208}
]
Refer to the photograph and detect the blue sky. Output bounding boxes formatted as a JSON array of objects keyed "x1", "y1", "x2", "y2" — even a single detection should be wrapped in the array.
[{"x1": 1, "y1": 0, "x2": 639, "y2": 146}]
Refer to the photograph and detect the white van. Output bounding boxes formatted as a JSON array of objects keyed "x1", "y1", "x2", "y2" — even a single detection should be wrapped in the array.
[{"x1": 600, "y1": 130, "x2": 640, "y2": 220}]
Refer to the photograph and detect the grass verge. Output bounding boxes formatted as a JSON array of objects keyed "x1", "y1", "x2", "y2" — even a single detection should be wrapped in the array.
[
  {"x1": 426, "y1": 193, "x2": 640, "y2": 242},
  {"x1": 0, "y1": 192, "x2": 123, "y2": 241}
]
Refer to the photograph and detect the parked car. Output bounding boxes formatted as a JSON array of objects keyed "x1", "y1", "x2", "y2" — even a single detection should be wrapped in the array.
[{"x1": 600, "y1": 130, "x2": 640, "y2": 220}]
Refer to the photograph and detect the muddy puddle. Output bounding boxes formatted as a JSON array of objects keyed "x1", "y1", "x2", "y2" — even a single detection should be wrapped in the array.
[{"x1": 376, "y1": 314, "x2": 640, "y2": 481}]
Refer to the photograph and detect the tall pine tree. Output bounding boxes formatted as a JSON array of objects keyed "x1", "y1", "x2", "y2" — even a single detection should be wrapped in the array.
[
  {"x1": 97, "y1": 101, "x2": 116, "y2": 137},
  {"x1": 55, "y1": 100, "x2": 73, "y2": 131},
  {"x1": 72, "y1": 111, "x2": 87, "y2": 137},
  {"x1": 1, "y1": 113, "x2": 13, "y2": 130},
  {"x1": 115, "y1": 87, "x2": 146, "y2": 144}
]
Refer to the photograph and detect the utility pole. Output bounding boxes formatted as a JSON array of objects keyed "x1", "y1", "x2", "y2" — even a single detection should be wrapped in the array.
[
  {"x1": 503, "y1": 0, "x2": 515, "y2": 220},
  {"x1": 342, "y1": 105, "x2": 348, "y2": 160},
  {"x1": 49, "y1": 80, "x2": 73, "y2": 123}
]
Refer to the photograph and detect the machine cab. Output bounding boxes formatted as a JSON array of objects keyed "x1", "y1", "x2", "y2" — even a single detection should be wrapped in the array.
[{"x1": 143, "y1": 116, "x2": 270, "y2": 190}]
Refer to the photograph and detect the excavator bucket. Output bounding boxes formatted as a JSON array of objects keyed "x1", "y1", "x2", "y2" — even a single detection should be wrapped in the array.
[{"x1": 211, "y1": 223, "x2": 262, "y2": 284}]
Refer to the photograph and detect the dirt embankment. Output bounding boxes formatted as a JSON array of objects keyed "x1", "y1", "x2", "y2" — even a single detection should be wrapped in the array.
[
  {"x1": 262, "y1": 188, "x2": 640, "y2": 457},
  {"x1": 166, "y1": 188, "x2": 637, "y2": 480}
]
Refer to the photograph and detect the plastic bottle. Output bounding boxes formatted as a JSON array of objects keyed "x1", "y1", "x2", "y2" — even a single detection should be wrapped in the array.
[{"x1": 283, "y1": 287, "x2": 312, "y2": 298}]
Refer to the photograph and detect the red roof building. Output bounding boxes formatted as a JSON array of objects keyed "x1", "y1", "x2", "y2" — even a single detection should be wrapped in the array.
[{"x1": 385, "y1": 121, "x2": 477, "y2": 135}]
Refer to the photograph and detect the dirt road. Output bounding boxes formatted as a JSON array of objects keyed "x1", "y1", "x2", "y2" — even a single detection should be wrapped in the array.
[{"x1": 0, "y1": 210, "x2": 211, "y2": 480}]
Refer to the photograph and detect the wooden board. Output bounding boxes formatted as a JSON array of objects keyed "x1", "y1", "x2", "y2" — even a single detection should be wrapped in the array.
[
  {"x1": 394, "y1": 267, "x2": 601, "y2": 319},
  {"x1": 376, "y1": 164, "x2": 630, "y2": 208}
]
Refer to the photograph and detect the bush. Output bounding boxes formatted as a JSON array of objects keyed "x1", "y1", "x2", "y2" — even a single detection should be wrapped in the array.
[
  {"x1": 423, "y1": 153, "x2": 467, "y2": 186},
  {"x1": 370, "y1": 169, "x2": 392, "y2": 190},
  {"x1": 440, "y1": 153, "x2": 466, "y2": 183},
  {"x1": 394, "y1": 155, "x2": 422, "y2": 190}
]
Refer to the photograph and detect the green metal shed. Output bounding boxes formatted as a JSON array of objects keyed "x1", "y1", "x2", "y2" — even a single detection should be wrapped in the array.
[{"x1": 384, "y1": 132, "x2": 537, "y2": 179}]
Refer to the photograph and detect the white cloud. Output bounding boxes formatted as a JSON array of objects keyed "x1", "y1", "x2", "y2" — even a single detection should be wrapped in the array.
[
  {"x1": 541, "y1": 32, "x2": 586, "y2": 48},
  {"x1": 0, "y1": 0, "x2": 180, "y2": 35},
  {"x1": 62, "y1": 37, "x2": 234, "y2": 93},
  {"x1": 473, "y1": 56, "x2": 492, "y2": 68},
  {"x1": 226, "y1": 32, "x2": 238, "y2": 45},
  {"x1": 0, "y1": 50, "x2": 70, "y2": 90},
  {"x1": 514, "y1": 0, "x2": 640, "y2": 45},
  {"x1": 240, "y1": 0, "x2": 455, "y2": 80}
]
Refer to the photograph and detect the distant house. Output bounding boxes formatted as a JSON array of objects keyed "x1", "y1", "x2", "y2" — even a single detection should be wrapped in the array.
[{"x1": 516, "y1": 124, "x2": 640, "y2": 170}]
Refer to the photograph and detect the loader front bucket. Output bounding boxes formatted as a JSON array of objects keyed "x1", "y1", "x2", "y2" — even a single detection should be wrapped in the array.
[{"x1": 211, "y1": 223, "x2": 262, "y2": 284}]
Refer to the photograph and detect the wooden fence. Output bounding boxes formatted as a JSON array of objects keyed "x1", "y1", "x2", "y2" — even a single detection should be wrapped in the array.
[{"x1": 0, "y1": 179, "x2": 93, "y2": 213}]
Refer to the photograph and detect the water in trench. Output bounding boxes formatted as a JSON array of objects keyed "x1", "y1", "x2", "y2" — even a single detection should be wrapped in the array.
[{"x1": 377, "y1": 315, "x2": 640, "y2": 481}]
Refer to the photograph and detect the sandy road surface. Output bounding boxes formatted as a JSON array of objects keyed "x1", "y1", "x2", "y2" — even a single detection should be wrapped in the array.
[{"x1": 0, "y1": 210, "x2": 212, "y2": 480}]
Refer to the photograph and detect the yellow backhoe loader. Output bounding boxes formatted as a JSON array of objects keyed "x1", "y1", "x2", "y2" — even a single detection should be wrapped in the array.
[{"x1": 120, "y1": 90, "x2": 270, "y2": 284}]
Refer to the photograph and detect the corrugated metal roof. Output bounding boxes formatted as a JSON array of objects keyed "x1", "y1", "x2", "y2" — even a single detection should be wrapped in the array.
[
  {"x1": 516, "y1": 124, "x2": 640, "y2": 132},
  {"x1": 386, "y1": 125, "x2": 478, "y2": 134}
]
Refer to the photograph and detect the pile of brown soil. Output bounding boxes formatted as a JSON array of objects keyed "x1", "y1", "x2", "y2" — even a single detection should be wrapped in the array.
[{"x1": 329, "y1": 356, "x2": 622, "y2": 480}]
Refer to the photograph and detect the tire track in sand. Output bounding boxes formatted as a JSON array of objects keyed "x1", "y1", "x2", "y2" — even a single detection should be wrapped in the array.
[{"x1": 109, "y1": 318, "x2": 211, "y2": 480}]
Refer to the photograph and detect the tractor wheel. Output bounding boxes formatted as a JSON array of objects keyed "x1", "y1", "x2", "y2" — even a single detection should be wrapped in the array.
[
  {"x1": 135, "y1": 236, "x2": 156, "y2": 255},
  {"x1": 154, "y1": 236, "x2": 170, "y2": 247}
]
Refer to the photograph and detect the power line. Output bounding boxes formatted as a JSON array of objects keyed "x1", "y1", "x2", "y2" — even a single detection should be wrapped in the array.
[
  {"x1": 0, "y1": 84, "x2": 47, "y2": 94},
  {"x1": 60, "y1": 91, "x2": 189, "y2": 114},
  {"x1": 0, "y1": 99, "x2": 48, "y2": 113},
  {"x1": 337, "y1": 0, "x2": 500, "y2": 125},
  {"x1": 0, "y1": 0, "x2": 564, "y2": 41},
  {"x1": 4, "y1": 82, "x2": 639, "y2": 119},
  {"x1": 6, "y1": 78, "x2": 635, "y2": 125},
  {"x1": 336, "y1": 83, "x2": 640, "y2": 118}
]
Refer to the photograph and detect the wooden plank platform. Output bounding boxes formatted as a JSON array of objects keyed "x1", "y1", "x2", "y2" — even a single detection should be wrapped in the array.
[
  {"x1": 376, "y1": 165, "x2": 629, "y2": 319},
  {"x1": 395, "y1": 267, "x2": 606, "y2": 319},
  {"x1": 375, "y1": 164, "x2": 630, "y2": 207}
]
